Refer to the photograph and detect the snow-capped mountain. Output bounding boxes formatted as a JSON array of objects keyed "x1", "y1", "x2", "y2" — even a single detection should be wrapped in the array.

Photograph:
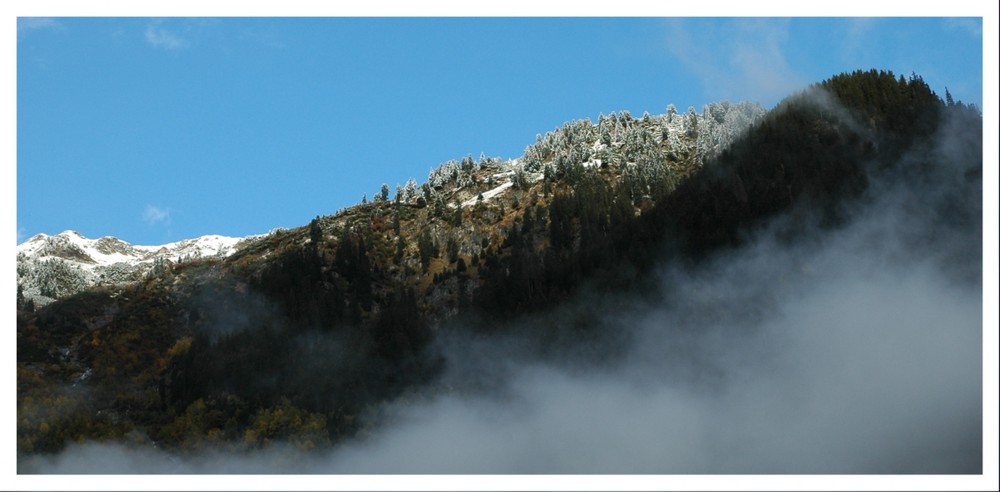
[
  {"x1": 16, "y1": 230, "x2": 257, "y2": 304},
  {"x1": 15, "y1": 101, "x2": 767, "y2": 309}
]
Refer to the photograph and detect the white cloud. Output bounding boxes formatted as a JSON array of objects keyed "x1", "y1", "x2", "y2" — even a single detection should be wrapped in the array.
[
  {"x1": 664, "y1": 19, "x2": 807, "y2": 108},
  {"x1": 18, "y1": 17, "x2": 59, "y2": 31},
  {"x1": 945, "y1": 17, "x2": 983, "y2": 38},
  {"x1": 142, "y1": 205, "x2": 171, "y2": 225},
  {"x1": 946, "y1": 17, "x2": 982, "y2": 38},
  {"x1": 144, "y1": 23, "x2": 187, "y2": 50},
  {"x1": 17, "y1": 17, "x2": 62, "y2": 38},
  {"x1": 663, "y1": 19, "x2": 726, "y2": 104},
  {"x1": 836, "y1": 17, "x2": 878, "y2": 62},
  {"x1": 729, "y1": 19, "x2": 805, "y2": 104}
]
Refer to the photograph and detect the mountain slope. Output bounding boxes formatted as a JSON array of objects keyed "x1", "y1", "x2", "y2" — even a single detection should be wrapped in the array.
[
  {"x1": 16, "y1": 231, "x2": 260, "y2": 304},
  {"x1": 16, "y1": 98, "x2": 765, "y2": 456},
  {"x1": 15, "y1": 70, "x2": 982, "y2": 464}
]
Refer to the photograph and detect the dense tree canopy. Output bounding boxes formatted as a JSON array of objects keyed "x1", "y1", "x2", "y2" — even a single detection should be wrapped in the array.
[{"x1": 17, "y1": 70, "x2": 980, "y2": 457}]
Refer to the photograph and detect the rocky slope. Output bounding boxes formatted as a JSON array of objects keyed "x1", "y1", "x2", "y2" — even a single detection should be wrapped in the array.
[
  {"x1": 16, "y1": 99, "x2": 765, "y2": 309},
  {"x1": 16, "y1": 230, "x2": 259, "y2": 305},
  {"x1": 20, "y1": 71, "x2": 977, "y2": 462}
]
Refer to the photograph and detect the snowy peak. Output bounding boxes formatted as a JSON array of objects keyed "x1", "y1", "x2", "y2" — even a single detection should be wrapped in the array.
[
  {"x1": 19, "y1": 230, "x2": 143, "y2": 267},
  {"x1": 148, "y1": 235, "x2": 247, "y2": 261},
  {"x1": 17, "y1": 230, "x2": 246, "y2": 265},
  {"x1": 17, "y1": 99, "x2": 766, "y2": 305},
  {"x1": 16, "y1": 230, "x2": 255, "y2": 303},
  {"x1": 94, "y1": 236, "x2": 139, "y2": 257},
  {"x1": 18, "y1": 231, "x2": 97, "y2": 264},
  {"x1": 423, "y1": 101, "x2": 767, "y2": 213}
]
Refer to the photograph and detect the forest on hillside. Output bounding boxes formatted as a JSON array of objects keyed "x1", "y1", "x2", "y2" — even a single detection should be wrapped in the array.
[{"x1": 17, "y1": 70, "x2": 983, "y2": 474}]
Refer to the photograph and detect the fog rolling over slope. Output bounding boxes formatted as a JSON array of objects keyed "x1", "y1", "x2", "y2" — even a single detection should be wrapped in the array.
[
  {"x1": 321, "y1": 151, "x2": 982, "y2": 473},
  {"x1": 20, "y1": 84, "x2": 983, "y2": 474}
]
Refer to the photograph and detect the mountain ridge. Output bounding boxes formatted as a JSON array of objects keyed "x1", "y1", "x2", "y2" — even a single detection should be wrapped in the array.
[
  {"x1": 16, "y1": 230, "x2": 260, "y2": 304},
  {"x1": 15, "y1": 69, "x2": 982, "y2": 463},
  {"x1": 17, "y1": 99, "x2": 767, "y2": 307}
]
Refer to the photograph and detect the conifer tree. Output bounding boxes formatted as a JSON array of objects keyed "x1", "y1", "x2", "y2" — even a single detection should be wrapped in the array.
[
  {"x1": 394, "y1": 236, "x2": 406, "y2": 265},
  {"x1": 417, "y1": 229, "x2": 435, "y2": 273},
  {"x1": 309, "y1": 217, "x2": 323, "y2": 257},
  {"x1": 446, "y1": 236, "x2": 460, "y2": 263}
]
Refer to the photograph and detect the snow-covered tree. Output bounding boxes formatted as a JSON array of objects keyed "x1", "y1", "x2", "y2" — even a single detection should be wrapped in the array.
[{"x1": 403, "y1": 178, "x2": 418, "y2": 203}]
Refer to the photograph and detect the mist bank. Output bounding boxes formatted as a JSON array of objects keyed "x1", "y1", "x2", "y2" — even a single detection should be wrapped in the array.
[
  {"x1": 315, "y1": 185, "x2": 982, "y2": 474},
  {"x1": 21, "y1": 207, "x2": 982, "y2": 474},
  {"x1": 18, "y1": 72, "x2": 985, "y2": 475},
  {"x1": 22, "y1": 145, "x2": 983, "y2": 474}
]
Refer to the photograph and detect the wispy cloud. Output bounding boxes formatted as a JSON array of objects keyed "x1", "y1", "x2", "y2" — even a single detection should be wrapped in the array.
[
  {"x1": 240, "y1": 26, "x2": 285, "y2": 50},
  {"x1": 143, "y1": 205, "x2": 171, "y2": 225},
  {"x1": 17, "y1": 17, "x2": 62, "y2": 38},
  {"x1": 144, "y1": 23, "x2": 187, "y2": 50},
  {"x1": 664, "y1": 19, "x2": 807, "y2": 108},
  {"x1": 18, "y1": 17, "x2": 59, "y2": 31},
  {"x1": 945, "y1": 17, "x2": 982, "y2": 38},
  {"x1": 837, "y1": 18, "x2": 878, "y2": 62},
  {"x1": 729, "y1": 19, "x2": 804, "y2": 104}
]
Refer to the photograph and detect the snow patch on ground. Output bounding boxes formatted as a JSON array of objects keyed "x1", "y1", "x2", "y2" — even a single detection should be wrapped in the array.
[{"x1": 461, "y1": 181, "x2": 513, "y2": 208}]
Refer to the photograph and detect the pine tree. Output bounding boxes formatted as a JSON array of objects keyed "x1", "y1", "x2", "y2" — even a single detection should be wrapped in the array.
[
  {"x1": 404, "y1": 179, "x2": 418, "y2": 203},
  {"x1": 417, "y1": 229, "x2": 435, "y2": 273},
  {"x1": 446, "y1": 236, "x2": 460, "y2": 263},
  {"x1": 309, "y1": 217, "x2": 323, "y2": 257},
  {"x1": 422, "y1": 183, "x2": 433, "y2": 203},
  {"x1": 394, "y1": 236, "x2": 406, "y2": 264},
  {"x1": 434, "y1": 197, "x2": 445, "y2": 218}
]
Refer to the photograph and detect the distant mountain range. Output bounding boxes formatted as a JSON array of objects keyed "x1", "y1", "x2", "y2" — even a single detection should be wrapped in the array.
[
  {"x1": 16, "y1": 230, "x2": 258, "y2": 304},
  {"x1": 15, "y1": 70, "x2": 982, "y2": 469},
  {"x1": 16, "y1": 99, "x2": 767, "y2": 306}
]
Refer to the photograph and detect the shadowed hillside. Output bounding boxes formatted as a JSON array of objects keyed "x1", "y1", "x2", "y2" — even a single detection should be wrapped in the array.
[{"x1": 17, "y1": 70, "x2": 982, "y2": 472}]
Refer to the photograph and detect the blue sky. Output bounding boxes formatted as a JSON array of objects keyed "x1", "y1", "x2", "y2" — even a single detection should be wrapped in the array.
[{"x1": 16, "y1": 17, "x2": 986, "y2": 245}]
